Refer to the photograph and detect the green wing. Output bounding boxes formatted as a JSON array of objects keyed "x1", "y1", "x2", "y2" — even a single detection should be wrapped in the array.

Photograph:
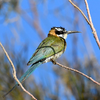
[
  {"x1": 27, "y1": 35, "x2": 66, "y2": 65},
  {"x1": 3, "y1": 36, "x2": 66, "y2": 97}
]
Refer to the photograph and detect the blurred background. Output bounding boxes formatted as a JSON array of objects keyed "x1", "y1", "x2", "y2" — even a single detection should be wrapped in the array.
[{"x1": 0, "y1": 0, "x2": 100, "y2": 100}]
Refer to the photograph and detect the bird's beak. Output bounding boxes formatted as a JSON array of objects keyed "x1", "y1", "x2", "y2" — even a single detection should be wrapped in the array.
[{"x1": 67, "y1": 31, "x2": 80, "y2": 34}]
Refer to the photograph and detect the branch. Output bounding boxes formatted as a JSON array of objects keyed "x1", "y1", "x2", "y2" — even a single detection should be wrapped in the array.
[
  {"x1": 51, "y1": 60, "x2": 100, "y2": 86},
  {"x1": 0, "y1": 42, "x2": 37, "y2": 100},
  {"x1": 69, "y1": 0, "x2": 90, "y2": 24},
  {"x1": 19, "y1": 0, "x2": 46, "y2": 40},
  {"x1": 84, "y1": 0, "x2": 100, "y2": 49},
  {"x1": 69, "y1": 0, "x2": 100, "y2": 49}
]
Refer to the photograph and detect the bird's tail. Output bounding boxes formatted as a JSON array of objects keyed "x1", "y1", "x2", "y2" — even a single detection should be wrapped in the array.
[
  {"x1": 3, "y1": 84, "x2": 17, "y2": 98},
  {"x1": 19, "y1": 62, "x2": 42, "y2": 83},
  {"x1": 3, "y1": 62, "x2": 42, "y2": 97}
]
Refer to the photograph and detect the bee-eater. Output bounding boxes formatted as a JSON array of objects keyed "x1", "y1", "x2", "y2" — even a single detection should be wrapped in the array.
[{"x1": 3, "y1": 27, "x2": 80, "y2": 97}]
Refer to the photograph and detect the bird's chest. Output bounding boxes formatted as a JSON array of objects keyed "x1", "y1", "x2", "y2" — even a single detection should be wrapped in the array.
[
  {"x1": 43, "y1": 50, "x2": 65, "y2": 63},
  {"x1": 43, "y1": 37, "x2": 66, "y2": 63}
]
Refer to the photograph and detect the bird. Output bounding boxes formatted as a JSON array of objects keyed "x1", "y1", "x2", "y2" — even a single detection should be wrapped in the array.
[{"x1": 3, "y1": 27, "x2": 80, "y2": 97}]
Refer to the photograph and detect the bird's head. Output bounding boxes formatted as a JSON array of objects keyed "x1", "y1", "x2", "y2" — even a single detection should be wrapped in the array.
[{"x1": 48, "y1": 27, "x2": 80, "y2": 39}]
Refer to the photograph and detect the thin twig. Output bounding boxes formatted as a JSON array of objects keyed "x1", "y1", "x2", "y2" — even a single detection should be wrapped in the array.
[
  {"x1": 52, "y1": 60, "x2": 100, "y2": 86},
  {"x1": 69, "y1": 0, "x2": 100, "y2": 49},
  {"x1": 69, "y1": 0, "x2": 90, "y2": 24},
  {"x1": 84, "y1": 0, "x2": 91, "y2": 22},
  {"x1": 84, "y1": 0, "x2": 100, "y2": 49},
  {"x1": 0, "y1": 42, "x2": 37, "y2": 100}
]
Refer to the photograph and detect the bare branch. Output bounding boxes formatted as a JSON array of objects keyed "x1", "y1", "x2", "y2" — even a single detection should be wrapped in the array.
[
  {"x1": 84, "y1": 0, "x2": 100, "y2": 49},
  {"x1": 0, "y1": 42, "x2": 37, "y2": 100},
  {"x1": 52, "y1": 60, "x2": 100, "y2": 86},
  {"x1": 69, "y1": 0, "x2": 100, "y2": 49},
  {"x1": 69, "y1": 0, "x2": 90, "y2": 24}
]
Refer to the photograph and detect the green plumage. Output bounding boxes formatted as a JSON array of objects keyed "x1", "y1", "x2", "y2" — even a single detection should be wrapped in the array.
[
  {"x1": 3, "y1": 27, "x2": 80, "y2": 97},
  {"x1": 27, "y1": 35, "x2": 66, "y2": 65}
]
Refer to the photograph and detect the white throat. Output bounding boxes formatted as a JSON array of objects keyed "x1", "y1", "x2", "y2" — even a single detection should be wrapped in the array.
[{"x1": 57, "y1": 34, "x2": 67, "y2": 39}]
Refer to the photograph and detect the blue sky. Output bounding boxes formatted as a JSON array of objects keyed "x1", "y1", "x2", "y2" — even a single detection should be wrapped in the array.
[
  {"x1": 0, "y1": 0, "x2": 100, "y2": 59},
  {"x1": 0, "y1": 0, "x2": 100, "y2": 99}
]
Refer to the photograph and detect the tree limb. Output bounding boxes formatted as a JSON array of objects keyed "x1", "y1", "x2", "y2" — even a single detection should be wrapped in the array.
[
  {"x1": 51, "y1": 60, "x2": 100, "y2": 86},
  {"x1": 69, "y1": 0, "x2": 100, "y2": 49},
  {"x1": 0, "y1": 42, "x2": 37, "y2": 100}
]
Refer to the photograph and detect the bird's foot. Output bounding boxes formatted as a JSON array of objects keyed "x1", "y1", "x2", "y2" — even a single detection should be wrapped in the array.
[{"x1": 51, "y1": 59, "x2": 56, "y2": 65}]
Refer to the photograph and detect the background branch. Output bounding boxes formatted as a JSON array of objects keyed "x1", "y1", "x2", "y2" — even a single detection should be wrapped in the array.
[
  {"x1": 69, "y1": 0, "x2": 100, "y2": 49},
  {"x1": 54, "y1": 61, "x2": 100, "y2": 86},
  {"x1": 0, "y1": 42, "x2": 37, "y2": 100}
]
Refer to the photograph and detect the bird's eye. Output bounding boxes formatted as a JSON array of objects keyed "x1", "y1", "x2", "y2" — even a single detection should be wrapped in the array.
[{"x1": 55, "y1": 30, "x2": 63, "y2": 35}]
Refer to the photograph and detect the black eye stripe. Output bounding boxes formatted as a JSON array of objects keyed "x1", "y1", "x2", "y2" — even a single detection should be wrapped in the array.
[
  {"x1": 51, "y1": 27, "x2": 66, "y2": 35},
  {"x1": 55, "y1": 30, "x2": 64, "y2": 35}
]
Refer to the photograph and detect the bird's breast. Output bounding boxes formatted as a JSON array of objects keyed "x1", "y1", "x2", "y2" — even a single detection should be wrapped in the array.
[{"x1": 43, "y1": 50, "x2": 64, "y2": 63}]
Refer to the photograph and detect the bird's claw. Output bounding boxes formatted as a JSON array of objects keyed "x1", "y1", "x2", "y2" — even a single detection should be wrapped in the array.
[{"x1": 51, "y1": 59, "x2": 56, "y2": 65}]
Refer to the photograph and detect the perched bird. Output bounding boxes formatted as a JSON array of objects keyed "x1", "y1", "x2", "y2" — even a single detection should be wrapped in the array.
[{"x1": 3, "y1": 27, "x2": 80, "y2": 97}]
